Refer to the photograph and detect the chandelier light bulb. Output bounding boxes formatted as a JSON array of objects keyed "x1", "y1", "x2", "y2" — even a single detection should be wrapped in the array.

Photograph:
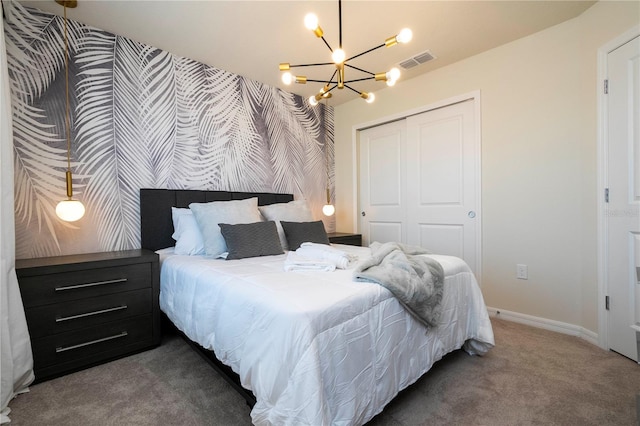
[
  {"x1": 396, "y1": 28, "x2": 413, "y2": 44},
  {"x1": 332, "y1": 48, "x2": 346, "y2": 64},
  {"x1": 385, "y1": 67, "x2": 400, "y2": 86},
  {"x1": 304, "y1": 13, "x2": 319, "y2": 30},
  {"x1": 387, "y1": 67, "x2": 401, "y2": 81},
  {"x1": 309, "y1": 95, "x2": 319, "y2": 106},
  {"x1": 281, "y1": 72, "x2": 293, "y2": 85},
  {"x1": 365, "y1": 92, "x2": 375, "y2": 103}
]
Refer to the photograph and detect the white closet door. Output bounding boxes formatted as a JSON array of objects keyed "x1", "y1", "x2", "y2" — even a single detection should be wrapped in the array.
[
  {"x1": 359, "y1": 120, "x2": 407, "y2": 246},
  {"x1": 359, "y1": 98, "x2": 480, "y2": 276},
  {"x1": 406, "y1": 99, "x2": 479, "y2": 274}
]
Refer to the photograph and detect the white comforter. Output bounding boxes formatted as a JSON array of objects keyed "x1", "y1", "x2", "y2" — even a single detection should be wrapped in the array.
[{"x1": 159, "y1": 245, "x2": 494, "y2": 425}]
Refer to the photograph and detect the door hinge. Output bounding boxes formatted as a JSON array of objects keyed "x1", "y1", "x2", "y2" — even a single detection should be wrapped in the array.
[
  {"x1": 604, "y1": 79, "x2": 609, "y2": 94},
  {"x1": 605, "y1": 295, "x2": 610, "y2": 311},
  {"x1": 605, "y1": 188, "x2": 609, "y2": 203}
]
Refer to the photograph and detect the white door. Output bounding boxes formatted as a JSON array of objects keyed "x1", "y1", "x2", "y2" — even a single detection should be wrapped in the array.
[
  {"x1": 359, "y1": 98, "x2": 480, "y2": 276},
  {"x1": 607, "y1": 35, "x2": 640, "y2": 362},
  {"x1": 359, "y1": 120, "x2": 407, "y2": 245},
  {"x1": 405, "y1": 100, "x2": 479, "y2": 273}
]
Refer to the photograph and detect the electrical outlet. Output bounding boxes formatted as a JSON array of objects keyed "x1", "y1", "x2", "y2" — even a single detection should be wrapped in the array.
[{"x1": 517, "y1": 264, "x2": 528, "y2": 280}]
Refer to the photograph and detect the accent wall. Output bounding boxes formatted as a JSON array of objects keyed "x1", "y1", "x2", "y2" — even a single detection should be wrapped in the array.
[{"x1": 4, "y1": 2, "x2": 334, "y2": 259}]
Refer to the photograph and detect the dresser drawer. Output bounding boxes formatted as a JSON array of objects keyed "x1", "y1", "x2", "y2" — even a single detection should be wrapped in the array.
[
  {"x1": 31, "y1": 315, "x2": 153, "y2": 370},
  {"x1": 25, "y1": 288, "x2": 152, "y2": 338},
  {"x1": 19, "y1": 263, "x2": 151, "y2": 308}
]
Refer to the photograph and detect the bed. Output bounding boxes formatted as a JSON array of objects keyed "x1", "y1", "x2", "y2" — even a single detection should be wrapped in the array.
[{"x1": 140, "y1": 188, "x2": 494, "y2": 425}]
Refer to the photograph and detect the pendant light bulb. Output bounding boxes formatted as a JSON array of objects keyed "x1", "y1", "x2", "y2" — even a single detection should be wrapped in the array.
[
  {"x1": 56, "y1": 199, "x2": 85, "y2": 222},
  {"x1": 322, "y1": 204, "x2": 335, "y2": 217}
]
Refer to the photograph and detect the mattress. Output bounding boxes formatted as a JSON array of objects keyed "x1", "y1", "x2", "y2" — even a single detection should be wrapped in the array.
[{"x1": 158, "y1": 244, "x2": 494, "y2": 425}]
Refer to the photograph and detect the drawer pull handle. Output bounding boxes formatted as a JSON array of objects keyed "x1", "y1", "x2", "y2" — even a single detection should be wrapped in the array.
[
  {"x1": 56, "y1": 331, "x2": 128, "y2": 353},
  {"x1": 55, "y1": 305, "x2": 128, "y2": 323},
  {"x1": 55, "y1": 278, "x2": 127, "y2": 292}
]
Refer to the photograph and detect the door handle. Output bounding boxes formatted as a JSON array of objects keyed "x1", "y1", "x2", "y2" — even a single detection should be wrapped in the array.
[
  {"x1": 361, "y1": 211, "x2": 366, "y2": 217},
  {"x1": 468, "y1": 211, "x2": 476, "y2": 218}
]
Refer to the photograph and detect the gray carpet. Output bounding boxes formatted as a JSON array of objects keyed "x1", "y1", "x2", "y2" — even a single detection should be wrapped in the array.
[{"x1": 6, "y1": 318, "x2": 640, "y2": 425}]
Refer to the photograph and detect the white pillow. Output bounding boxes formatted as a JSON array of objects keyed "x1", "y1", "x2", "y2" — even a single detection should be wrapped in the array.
[
  {"x1": 258, "y1": 200, "x2": 314, "y2": 250},
  {"x1": 189, "y1": 197, "x2": 263, "y2": 257},
  {"x1": 171, "y1": 207, "x2": 205, "y2": 255}
]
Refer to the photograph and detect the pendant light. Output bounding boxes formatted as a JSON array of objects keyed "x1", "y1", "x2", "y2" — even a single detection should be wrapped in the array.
[
  {"x1": 322, "y1": 190, "x2": 335, "y2": 217},
  {"x1": 54, "y1": 0, "x2": 85, "y2": 222},
  {"x1": 322, "y1": 97, "x2": 335, "y2": 217}
]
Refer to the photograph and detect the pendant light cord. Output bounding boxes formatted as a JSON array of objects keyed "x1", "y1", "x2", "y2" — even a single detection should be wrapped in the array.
[
  {"x1": 63, "y1": 4, "x2": 71, "y2": 173},
  {"x1": 324, "y1": 98, "x2": 331, "y2": 203}
]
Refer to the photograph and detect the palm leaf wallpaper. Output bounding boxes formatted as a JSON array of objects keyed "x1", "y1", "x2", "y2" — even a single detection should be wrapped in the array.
[{"x1": 4, "y1": 3, "x2": 334, "y2": 259}]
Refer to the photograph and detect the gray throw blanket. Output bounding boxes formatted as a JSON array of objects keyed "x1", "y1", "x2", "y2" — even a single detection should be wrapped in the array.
[{"x1": 353, "y1": 242, "x2": 444, "y2": 328}]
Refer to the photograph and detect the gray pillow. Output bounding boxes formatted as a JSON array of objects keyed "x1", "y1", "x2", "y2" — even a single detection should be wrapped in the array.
[
  {"x1": 280, "y1": 220, "x2": 330, "y2": 251},
  {"x1": 219, "y1": 221, "x2": 284, "y2": 260}
]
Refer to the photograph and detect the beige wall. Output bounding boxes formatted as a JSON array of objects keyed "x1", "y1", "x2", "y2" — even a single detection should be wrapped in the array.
[{"x1": 334, "y1": 1, "x2": 639, "y2": 333}]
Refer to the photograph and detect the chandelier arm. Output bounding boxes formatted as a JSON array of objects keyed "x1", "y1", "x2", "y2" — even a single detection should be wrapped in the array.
[
  {"x1": 325, "y1": 84, "x2": 338, "y2": 93},
  {"x1": 315, "y1": 70, "x2": 339, "y2": 88},
  {"x1": 345, "y1": 63, "x2": 375, "y2": 76},
  {"x1": 344, "y1": 84, "x2": 362, "y2": 95},
  {"x1": 290, "y1": 62, "x2": 335, "y2": 68},
  {"x1": 345, "y1": 43, "x2": 386, "y2": 62},
  {"x1": 344, "y1": 77, "x2": 376, "y2": 83},
  {"x1": 320, "y1": 36, "x2": 334, "y2": 53}
]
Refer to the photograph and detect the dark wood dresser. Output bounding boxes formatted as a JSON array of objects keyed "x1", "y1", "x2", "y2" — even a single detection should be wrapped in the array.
[
  {"x1": 328, "y1": 232, "x2": 362, "y2": 246},
  {"x1": 16, "y1": 249, "x2": 161, "y2": 383}
]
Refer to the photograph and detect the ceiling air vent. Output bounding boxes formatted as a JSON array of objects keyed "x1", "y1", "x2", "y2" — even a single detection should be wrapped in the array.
[{"x1": 398, "y1": 50, "x2": 436, "y2": 70}]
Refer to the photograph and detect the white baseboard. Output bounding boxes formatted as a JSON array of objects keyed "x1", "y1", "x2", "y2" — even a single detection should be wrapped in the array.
[{"x1": 487, "y1": 307, "x2": 600, "y2": 347}]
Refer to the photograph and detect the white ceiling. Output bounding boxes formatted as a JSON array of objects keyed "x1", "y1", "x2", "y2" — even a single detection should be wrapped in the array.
[{"x1": 16, "y1": 0, "x2": 596, "y2": 105}]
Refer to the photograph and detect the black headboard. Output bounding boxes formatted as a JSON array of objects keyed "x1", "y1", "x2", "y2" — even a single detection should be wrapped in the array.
[{"x1": 140, "y1": 189, "x2": 294, "y2": 251}]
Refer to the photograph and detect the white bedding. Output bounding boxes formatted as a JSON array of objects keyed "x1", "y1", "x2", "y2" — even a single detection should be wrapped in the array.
[{"x1": 159, "y1": 244, "x2": 494, "y2": 425}]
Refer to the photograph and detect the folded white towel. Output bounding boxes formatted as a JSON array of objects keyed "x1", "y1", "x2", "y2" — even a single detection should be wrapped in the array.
[
  {"x1": 283, "y1": 251, "x2": 336, "y2": 272},
  {"x1": 296, "y1": 242, "x2": 356, "y2": 270}
]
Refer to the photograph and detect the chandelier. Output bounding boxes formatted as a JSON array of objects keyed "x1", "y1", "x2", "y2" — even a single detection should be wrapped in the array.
[{"x1": 279, "y1": 0, "x2": 412, "y2": 105}]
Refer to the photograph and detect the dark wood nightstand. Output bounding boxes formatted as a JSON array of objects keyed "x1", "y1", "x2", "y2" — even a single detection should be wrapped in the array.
[
  {"x1": 16, "y1": 249, "x2": 160, "y2": 383},
  {"x1": 328, "y1": 232, "x2": 362, "y2": 246}
]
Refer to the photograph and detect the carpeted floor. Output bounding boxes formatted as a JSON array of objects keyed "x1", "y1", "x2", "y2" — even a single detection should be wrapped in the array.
[{"x1": 6, "y1": 318, "x2": 640, "y2": 426}]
